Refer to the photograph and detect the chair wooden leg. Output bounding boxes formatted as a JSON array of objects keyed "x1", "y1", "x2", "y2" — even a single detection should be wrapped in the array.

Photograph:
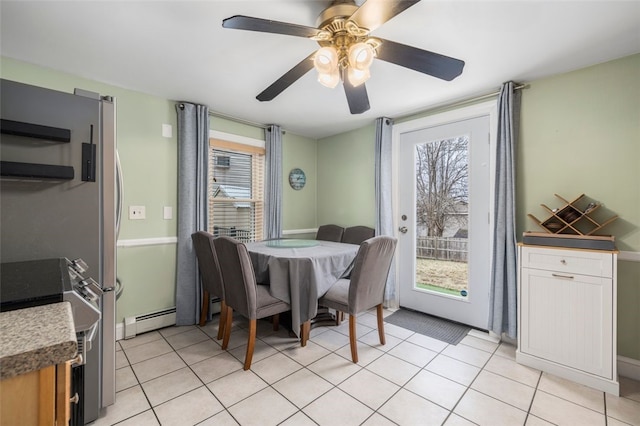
[
  {"x1": 300, "y1": 320, "x2": 310, "y2": 347},
  {"x1": 216, "y1": 300, "x2": 227, "y2": 341},
  {"x1": 376, "y1": 304, "x2": 386, "y2": 346},
  {"x1": 221, "y1": 306, "x2": 233, "y2": 350},
  {"x1": 272, "y1": 313, "x2": 280, "y2": 331},
  {"x1": 335, "y1": 311, "x2": 343, "y2": 326},
  {"x1": 199, "y1": 290, "x2": 210, "y2": 327},
  {"x1": 349, "y1": 314, "x2": 358, "y2": 363},
  {"x1": 244, "y1": 319, "x2": 257, "y2": 370}
]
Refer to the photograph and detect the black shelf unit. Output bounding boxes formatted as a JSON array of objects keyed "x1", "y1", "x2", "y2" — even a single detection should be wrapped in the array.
[
  {"x1": 0, "y1": 118, "x2": 71, "y2": 143},
  {"x1": 0, "y1": 118, "x2": 75, "y2": 181},
  {"x1": 0, "y1": 161, "x2": 74, "y2": 180}
]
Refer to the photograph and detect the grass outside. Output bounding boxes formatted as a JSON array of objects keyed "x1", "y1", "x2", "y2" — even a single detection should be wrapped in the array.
[{"x1": 415, "y1": 258, "x2": 468, "y2": 296}]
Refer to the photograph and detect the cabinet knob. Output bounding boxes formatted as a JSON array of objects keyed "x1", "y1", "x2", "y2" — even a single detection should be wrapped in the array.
[
  {"x1": 71, "y1": 354, "x2": 83, "y2": 366},
  {"x1": 560, "y1": 259, "x2": 567, "y2": 265},
  {"x1": 70, "y1": 393, "x2": 80, "y2": 404}
]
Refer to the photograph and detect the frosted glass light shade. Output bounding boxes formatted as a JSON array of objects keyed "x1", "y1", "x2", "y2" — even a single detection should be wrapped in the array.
[
  {"x1": 348, "y1": 42, "x2": 375, "y2": 71},
  {"x1": 313, "y1": 47, "x2": 338, "y2": 74},
  {"x1": 347, "y1": 67, "x2": 370, "y2": 87},
  {"x1": 318, "y1": 68, "x2": 340, "y2": 88}
]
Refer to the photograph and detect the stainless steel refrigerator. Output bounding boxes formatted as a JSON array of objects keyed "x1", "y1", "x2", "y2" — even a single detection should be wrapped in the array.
[{"x1": 0, "y1": 79, "x2": 116, "y2": 424}]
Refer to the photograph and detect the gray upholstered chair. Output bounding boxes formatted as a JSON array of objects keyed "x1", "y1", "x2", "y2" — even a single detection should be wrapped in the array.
[
  {"x1": 318, "y1": 236, "x2": 398, "y2": 363},
  {"x1": 342, "y1": 226, "x2": 375, "y2": 245},
  {"x1": 316, "y1": 224, "x2": 344, "y2": 242},
  {"x1": 191, "y1": 231, "x2": 227, "y2": 339},
  {"x1": 212, "y1": 236, "x2": 291, "y2": 370}
]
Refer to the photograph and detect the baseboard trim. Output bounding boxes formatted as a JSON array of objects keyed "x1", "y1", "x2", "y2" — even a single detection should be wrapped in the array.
[
  {"x1": 115, "y1": 317, "x2": 640, "y2": 381},
  {"x1": 517, "y1": 350, "x2": 620, "y2": 395},
  {"x1": 618, "y1": 355, "x2": 640, "y2": 381},
  {"x1": 116, "y1": 322, "x2": 124, "y2": 341}
]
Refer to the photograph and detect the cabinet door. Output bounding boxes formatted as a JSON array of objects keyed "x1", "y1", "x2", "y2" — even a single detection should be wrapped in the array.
[
  {"x1": 56, "y1": 362, "x2": 71, "y2": 425},
  {"x1": 0, "y1": 365, "x2": 56, "y2": 426},
  {"x1": 520, "y1": 268, "x2": 613, "y2": 378}
]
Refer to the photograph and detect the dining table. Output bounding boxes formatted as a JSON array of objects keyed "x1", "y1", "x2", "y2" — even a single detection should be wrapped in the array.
[{"x1": 245, "y1": 239, "x2": 359, "y2": 339}]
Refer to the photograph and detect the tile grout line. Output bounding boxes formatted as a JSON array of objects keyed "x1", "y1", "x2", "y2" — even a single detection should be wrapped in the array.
[
  {"x1": 439, "y1": 334, "x2": 500, "y2": 425},
  {"x1": 112, "y1": 315, "x2": 638, "y2": 426}
]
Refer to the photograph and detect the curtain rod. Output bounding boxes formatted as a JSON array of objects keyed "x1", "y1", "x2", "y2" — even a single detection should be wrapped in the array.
[
  {"x1": 208, "y1": 110, "x2": 268, "y2": 130},
  {"x1": 396, "y1": 83, "x2": 528, "y2": 121},
  {"x1": 458, "y1": 83, "x2": 528, "y2": 105}
]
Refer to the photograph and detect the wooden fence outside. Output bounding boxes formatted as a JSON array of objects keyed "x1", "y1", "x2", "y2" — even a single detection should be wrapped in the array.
[{"x1": 416, "y1": 237, "x2": 468, "y2": 262}]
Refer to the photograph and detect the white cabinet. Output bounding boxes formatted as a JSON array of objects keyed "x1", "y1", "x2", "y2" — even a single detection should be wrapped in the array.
[{"x1": 517, "y1": 244, "x2": 619, "y2": 395}]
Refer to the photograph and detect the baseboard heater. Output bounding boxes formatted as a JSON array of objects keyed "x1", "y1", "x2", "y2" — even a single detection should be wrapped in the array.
[{"x1": 124, "y1": 307, "x2": 176, "y2": 339}]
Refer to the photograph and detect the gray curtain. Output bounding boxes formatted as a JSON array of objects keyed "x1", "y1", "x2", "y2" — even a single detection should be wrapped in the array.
[
  {"x1": 175, "y1": 103, "x2": 209, "y2": 325},
  {"x1": 488, "y1": 82, "x2": 521, "y2": 338},
  {"x1": 374, "y1": 117, "x2": 397, "y2": 308},
  {"x1": 264, "y1": 125, "x2": 283, "y2": 240}
]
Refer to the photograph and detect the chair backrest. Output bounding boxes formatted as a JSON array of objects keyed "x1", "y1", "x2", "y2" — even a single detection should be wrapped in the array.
[
  {"x1": 342, "y1": 226, "x2": 375, "y2": 245},
  {"x1": 348, "y1": 236, "x2": 398, "y2": 314},
  {"x1": 212, "y1": 236, "x2": 258, "y2": 319},
  {"x1": 191, "y1": 231, "x2": 224, "y2": 300},
  {"x1": 316, "y1": 224, "x2": 344, "y2": 242}
]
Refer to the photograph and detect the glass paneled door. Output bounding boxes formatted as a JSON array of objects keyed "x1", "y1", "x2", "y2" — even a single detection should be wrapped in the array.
[{"x1": 398, "y1": 115, "x2": 491, "y2": 330}]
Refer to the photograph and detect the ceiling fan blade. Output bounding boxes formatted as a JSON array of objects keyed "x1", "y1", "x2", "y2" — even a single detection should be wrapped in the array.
[
  {"x1": 343, "y1": 80, "x2": 370, "y2": 114},
  {"x1": 349, "y1": 0, "x2": 421, "y2": 32},
  {"x1": 257, "y1": 53, "x2": 315, "y2": 102},
  {"x1": 222, "y1": 15, "x2": 322, "y2": 38},
  {"x1": 375, "y1": 38, "x2": 465, "y2": 81}
]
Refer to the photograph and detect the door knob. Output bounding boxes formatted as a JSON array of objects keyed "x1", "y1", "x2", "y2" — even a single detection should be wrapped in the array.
[{"x1": 399, "y1": 226, "x2": 408, "y2": 234}]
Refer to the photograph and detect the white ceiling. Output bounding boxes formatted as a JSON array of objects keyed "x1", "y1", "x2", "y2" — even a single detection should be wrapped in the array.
[{"x1": 1, "y1": 1, "x2": 639, "y2": 139}]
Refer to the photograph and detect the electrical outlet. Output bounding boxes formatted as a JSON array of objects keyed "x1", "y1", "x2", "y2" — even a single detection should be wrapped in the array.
[{"x1": 129, "y1": 205, "x2": 146, "y2": 220}]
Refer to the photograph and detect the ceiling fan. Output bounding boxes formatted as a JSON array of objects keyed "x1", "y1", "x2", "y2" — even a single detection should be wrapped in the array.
[{"x1": 222, "y1": 0, "x2": 465, "y2": 114}]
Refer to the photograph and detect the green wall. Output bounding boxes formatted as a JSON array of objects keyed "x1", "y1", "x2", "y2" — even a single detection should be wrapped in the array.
[
  {"x1": 517, "y1": 54, "x2": 640, "y2": 359},
  {"x1": 317, "y1": 54, "x2": 640, "y2": 360},
  {"x1": 0, "y1": 57, "x2": 318, "y2": 324},
  {"x1": 283, "y1": 132, "x2": 318, "y2": 234},
  {"x1": 0, "y1": 57, "x2": 179, "y2": 324},
  {"x1": 317, "y1": 125, "x2": 377, "y2": 227},
  {"x1": 2, "y1": 54, "x2": 637, "y2": 360}
]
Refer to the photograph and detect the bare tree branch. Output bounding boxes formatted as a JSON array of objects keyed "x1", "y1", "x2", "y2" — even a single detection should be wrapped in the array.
[{"x1": 415, "y1": 137, "x2": 469, "y2": 237}]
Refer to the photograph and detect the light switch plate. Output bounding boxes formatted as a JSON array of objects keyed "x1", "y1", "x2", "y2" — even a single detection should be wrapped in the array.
[
  {"x1": 162, "y1": 124, "x2": 172, "y2": 138},
  {"x1": 163, "y1": 206, "x2": 172, "y2": 220}
]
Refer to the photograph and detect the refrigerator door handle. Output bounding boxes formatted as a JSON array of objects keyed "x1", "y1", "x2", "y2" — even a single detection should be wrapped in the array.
[{"x1": 115, "y1": 150, "x2": 124, "y2": 239}]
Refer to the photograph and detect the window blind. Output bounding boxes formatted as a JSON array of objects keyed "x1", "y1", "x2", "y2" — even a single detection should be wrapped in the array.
[{"x1": 208, "y1": 139, "x2": 264, "y2": 243}]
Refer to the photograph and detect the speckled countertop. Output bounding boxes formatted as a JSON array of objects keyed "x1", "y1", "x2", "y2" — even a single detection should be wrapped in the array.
[{"x1": 0, "y1": 302, "x2": 77, "y2": 380}]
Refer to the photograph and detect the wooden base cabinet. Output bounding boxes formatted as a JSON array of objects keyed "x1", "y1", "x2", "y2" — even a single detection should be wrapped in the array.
[
  {"x1": 0, "y1": 362, "x2": 71, "y2": 426},
  {"x1": 516, "y1": 244, "x2": 619, "y2": 395}
]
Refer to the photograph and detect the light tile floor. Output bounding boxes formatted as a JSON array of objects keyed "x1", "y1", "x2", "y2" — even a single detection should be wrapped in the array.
[{"x1": 92, "y1": 309, "x2": 640, "y2": 426}]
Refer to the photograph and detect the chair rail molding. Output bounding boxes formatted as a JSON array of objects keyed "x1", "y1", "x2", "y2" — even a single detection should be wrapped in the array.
[
  {"x1": 282, "y1": 228, "x2": 318, "y2": 236},
  {"x1": 619, "y1": 250, "x2": 640, "y2": 262},
  {"x1": 117, "y1": 237, "x2": 178, "y2": 248}
]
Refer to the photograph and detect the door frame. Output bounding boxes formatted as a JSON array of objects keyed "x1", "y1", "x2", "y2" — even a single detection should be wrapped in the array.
[{"x1": 390, "y1": 100, "x2": 498, "y2": 310}]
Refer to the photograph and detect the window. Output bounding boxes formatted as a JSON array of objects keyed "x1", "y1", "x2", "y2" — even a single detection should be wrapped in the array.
[{"x1": 208, "y1": 138, "x2": 264, "y2": 243}]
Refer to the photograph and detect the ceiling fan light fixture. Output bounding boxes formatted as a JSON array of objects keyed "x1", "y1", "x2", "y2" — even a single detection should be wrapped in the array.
[
  {"x1": 347, "y1": 67, "x2": 370, "y2": 87},
  {"x1": 348, "y1": 42, "x2": 375, "y2": 71},
  {"x1": 313, "y1": 46, "x2": 339, "y2": 74},
  {"x1": 318, "y1": 68, "x2": 340, "y2": 89}
]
